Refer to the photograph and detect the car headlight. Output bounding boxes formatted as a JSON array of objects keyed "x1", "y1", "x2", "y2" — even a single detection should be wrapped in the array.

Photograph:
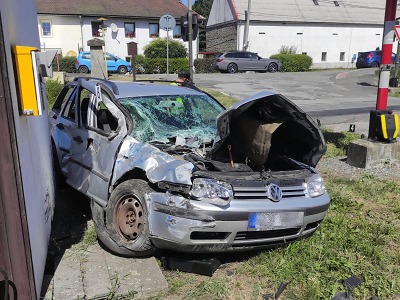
[
  {"x1": 306, "y1": 174, "x2": 326, "y2": 197},
  {"x1": 190, "y1": 178, "x2": 233, "y2": 206}
]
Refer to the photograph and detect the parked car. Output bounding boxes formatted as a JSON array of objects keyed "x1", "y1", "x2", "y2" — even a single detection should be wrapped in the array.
[
  {"x1": 50, "y1": 77, "x2": 330, "y2": 257},
  {"x1": 75, "y1": 51, "x2": 132, "y2": 74},
  {"x1": 215, "y1": 51, "x2": 282, "y2": 73},
  {"x1": 356, "y1": 50, "x2": 396, "y2": 68}
]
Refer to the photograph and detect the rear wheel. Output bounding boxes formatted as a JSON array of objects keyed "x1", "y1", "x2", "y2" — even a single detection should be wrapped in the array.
[
  {"x1": 118, "y1": 65, "x2": 128, "y2": 74},
  {"x1": 371, "y1": 61, "x2": 379, "y2": 68},
  {"x1": 78, "y1": 65, "x2": 89, "y2": 74},
  {"x1": 93, "y1": 179, "x2": 155, "y2": 257},
  {"x1": 268, "y1": 62, "x2": 278, "y2": 73},
  {"x1": 227, "y1": 63, "x2": 238, "y2": 73}
]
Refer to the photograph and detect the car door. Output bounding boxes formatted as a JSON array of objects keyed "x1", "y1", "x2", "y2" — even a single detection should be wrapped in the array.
[
  {"x1": 247, "y1": 52, "x2": 262, "y2": 70},
  {"x1": 52, "y1": 84, "x2": 90, "y2": 191},
  {"x1": 106, "y1": 53, "x2": 118, "y2": 71},
  {"x1": 81, "y1": 82, "x2": 128, "y2": 205},
  {"x1": 236, "y1": 52, "x2": 248, "y2": 70}
]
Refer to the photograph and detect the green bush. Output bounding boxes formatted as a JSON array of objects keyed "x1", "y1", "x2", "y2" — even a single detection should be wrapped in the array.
[
  {"x1": 45, "y1": 79, "x2": 63, "y2": 109},
  {"x1": 194, "y1": 58, "x2": 219, "y2": 73},
  {"x1": 52, "y1": 56, "x2": 77, "y2": 73},
  {"x1": 134, "y1": 55, "x2": 188, "y2": 74},
  {"x1": 143, "y1": 38, "x2": 187, "y2": 58},
  {"x1": 270, "y1": 54, "x2": 313, "y2": 72}
]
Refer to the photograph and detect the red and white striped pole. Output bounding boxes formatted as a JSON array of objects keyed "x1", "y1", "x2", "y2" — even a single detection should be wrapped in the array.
[{"x1": 376, "y1": 0, "x2": 398, "y2": 110}]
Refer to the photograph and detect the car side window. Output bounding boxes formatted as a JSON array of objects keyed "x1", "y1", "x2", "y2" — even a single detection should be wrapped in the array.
[
  {"x1": 237, "y1": 52, "x2": 246, "y2": 59},
  {"x1": 248, "y1": 53, "x2": 258, "y2": 59},
  {"x1": 106, "y1": 54, "x2": 116, "y2": 61},
  {"x1": 225, "y1": 53, "x2": 234, "y2": 58},
  {"x1": 81, "y1": 53, "x2": 90, "y2": 59},
  {"x1": 62, "y1": 96, "x2": 76, "y2": 121},
  {"x1": 92, "y1": 100, "x2": 119, "y2": 134},
  {"x1": 52, "y1": 86, "x2": 75, "y2": 114},
  {"x1": 78, "y1": 88, "x2": 94, "y2": 128}
]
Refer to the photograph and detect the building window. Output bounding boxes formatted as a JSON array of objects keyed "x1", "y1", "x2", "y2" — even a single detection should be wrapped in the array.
[
  {"x1": 173, "y1": 24, "x2": 182, "y2": 39},
  {"x1": 149, "y1": 23, "x2": 159, "y2": 38},
  {"x1": 41, "y1": 20, "x2": 52, "y2": 37},
  {"x1": 173, "y1": 25, "x2": 181, "y2": 38},
  {"x1": 321, "y1": 52, "x2": 327, "y2": 61},
  {"x1": 91, "y1": 21, "x2": 102, "y2": 37},
  {"x1": 340, "y1": 52, "x2": 345, "y2": 61},
  {"x1": 124, "y1": 22, "x2": 135, "y2": 38}
]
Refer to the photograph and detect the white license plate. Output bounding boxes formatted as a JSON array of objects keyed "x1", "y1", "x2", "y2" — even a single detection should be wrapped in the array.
[{"x1": 248, "y1": 212, "x2": 304, "y2": 231}]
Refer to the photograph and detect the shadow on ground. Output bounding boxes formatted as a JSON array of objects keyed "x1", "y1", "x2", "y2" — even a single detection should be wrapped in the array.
[{"x1": 40, "y1": 185, "x2": 91, "y2": 298}]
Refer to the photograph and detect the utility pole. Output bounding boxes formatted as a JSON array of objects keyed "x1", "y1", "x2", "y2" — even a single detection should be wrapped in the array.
[
  {"x1": 243, "y1": 0, "x2": 251, "y2": 51},
  {"x1": 188, "y1": 0, "x2": 194, "y2": 80}
]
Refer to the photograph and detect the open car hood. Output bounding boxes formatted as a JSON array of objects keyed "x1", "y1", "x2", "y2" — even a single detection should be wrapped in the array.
[{"x1": 211, "y1": 92, "x2": 326, "y2": 170}]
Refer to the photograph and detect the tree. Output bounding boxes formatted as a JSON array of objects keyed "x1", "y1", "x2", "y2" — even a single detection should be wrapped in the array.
[
  {"x1": 193, "y1": 0, "x2": 213, "y2": 51},
  {"x1": 143, "y1": 38, "x2": 187, "y2": 58}
]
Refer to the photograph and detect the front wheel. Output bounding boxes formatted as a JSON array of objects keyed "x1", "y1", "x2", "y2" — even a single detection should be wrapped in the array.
[
  {"x1": 94, "y1": 179, "x2": 155, "y2": 257},
  {"x1": 227, "y1": 63, "x2": 238, "y2": 73},
  {"x1": 78, "y1": 65, "x2": 89, "y2": 74},
  {"x1": 118, "y1": 65, "x2": 128, "y2": 74},
  {"x1": 268, "y1": 62, "x2": 278, "y2": 73}
]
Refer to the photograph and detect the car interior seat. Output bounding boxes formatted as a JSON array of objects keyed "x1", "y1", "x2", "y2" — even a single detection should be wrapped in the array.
[{"x1": 97, "y1": 109, "x2": 118, "y2": 133}]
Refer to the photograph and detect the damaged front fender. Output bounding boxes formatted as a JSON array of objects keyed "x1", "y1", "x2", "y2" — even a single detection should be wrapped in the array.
[{"x1": 111, "y1": 136, "x2": 195, "y2": 189}]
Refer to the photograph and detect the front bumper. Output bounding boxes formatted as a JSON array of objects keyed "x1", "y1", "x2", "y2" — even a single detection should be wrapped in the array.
[{"x1": 147, "y1": 191, "x2": 330, "y2": 253}]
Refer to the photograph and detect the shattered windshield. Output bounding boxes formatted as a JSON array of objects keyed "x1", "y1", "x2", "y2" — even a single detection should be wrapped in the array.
[{"x1": 119, "y1": 94, "x2": 224, "y2": 145}]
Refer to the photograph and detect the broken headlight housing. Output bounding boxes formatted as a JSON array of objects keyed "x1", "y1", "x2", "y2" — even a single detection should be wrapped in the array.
[
  {"x1": 306, "y1": 174, "x2": 326, "y2": 197},
  {"x1": 190, "y1": 178, "x2": 233, "y2": 206}
]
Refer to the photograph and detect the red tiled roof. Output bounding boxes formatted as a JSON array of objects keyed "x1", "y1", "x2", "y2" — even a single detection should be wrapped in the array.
[{"x1": 36, "y1": 0, "x2": 189, "y2": 19}]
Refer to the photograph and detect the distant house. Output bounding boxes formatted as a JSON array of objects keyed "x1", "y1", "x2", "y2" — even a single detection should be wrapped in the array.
[
  {"x1": 207, "y1": 0, "x2": 397, "y2": 68},
  {"x1": 36, "y1": 0, "x2": 195, "y2": 60}
]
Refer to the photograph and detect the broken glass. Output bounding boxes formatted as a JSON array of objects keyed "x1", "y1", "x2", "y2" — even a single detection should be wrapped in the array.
[{"x1": 119, "y1": 94, "x2": 224, "y2": 146}]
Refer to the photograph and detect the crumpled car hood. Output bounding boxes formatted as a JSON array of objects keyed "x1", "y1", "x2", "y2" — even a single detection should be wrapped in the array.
[{"x1": 212, "y1": 91, "x2": 326, "y2": 168}]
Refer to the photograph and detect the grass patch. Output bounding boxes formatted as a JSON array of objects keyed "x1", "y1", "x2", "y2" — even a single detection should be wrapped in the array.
[
  {"x1": 159, "y1": 175, "x2": 400, "y2": 299},
  {"x1": 73, "y1": 222, "x2": 97, "y2": 251},
  {"x1": 200, "y1": 87, "x2": 238, "y2": 108},
  {"x1": 322, "y1": 128, "x2": 360, "y2": 157}
]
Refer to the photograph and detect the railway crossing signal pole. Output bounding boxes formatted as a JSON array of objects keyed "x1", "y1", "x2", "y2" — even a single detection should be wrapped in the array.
[
  {"x1": 376, "y1": 0, "x2": 397, "y2": 110},
  {"x1": 368, "y1": 0, "x2": 399, "y2": 142}
]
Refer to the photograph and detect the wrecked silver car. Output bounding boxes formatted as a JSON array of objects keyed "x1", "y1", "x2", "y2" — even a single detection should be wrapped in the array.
[{"x1": 50, "y1": 77, "x2": 330, "y2": 257}]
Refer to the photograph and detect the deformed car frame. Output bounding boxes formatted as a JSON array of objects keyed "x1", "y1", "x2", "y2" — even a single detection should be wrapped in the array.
[{"x1": 50, "y1": 77, "x2": 330, "y2": 257}]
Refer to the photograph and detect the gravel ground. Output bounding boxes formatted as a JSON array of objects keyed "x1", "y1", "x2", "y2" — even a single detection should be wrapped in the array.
[{"x1": 317, "y1": 156, "x2": 400, "y2": 181}]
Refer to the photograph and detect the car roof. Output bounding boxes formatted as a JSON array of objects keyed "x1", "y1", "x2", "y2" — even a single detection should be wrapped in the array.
[
  {"x1": 74, "y1": 78, "x2": 205, "y2": 99},
  {"x1": 114, "y1": 82, "x2": 204, "y2": 99}
]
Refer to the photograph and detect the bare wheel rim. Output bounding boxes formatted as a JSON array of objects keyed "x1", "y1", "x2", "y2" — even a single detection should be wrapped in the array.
[{"x1": 114, "y1": 196, "x2": 145, "y2": 240}]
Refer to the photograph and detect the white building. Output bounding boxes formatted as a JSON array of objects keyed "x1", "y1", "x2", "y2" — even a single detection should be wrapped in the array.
[
  {"x1": 207, "y1": 0, "x2": 398, "y2": 68},
  {"x1": 36, "y1": 0, "x2": 197, "y2": 60}
]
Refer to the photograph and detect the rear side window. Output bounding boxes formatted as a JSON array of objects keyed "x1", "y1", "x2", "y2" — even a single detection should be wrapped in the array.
[
  {"x1": 81, "y1": 53, "x2": 90, "y2": 59},
  {"x1": 236, "y1": 52, "x2": 246, "y2": 58},
  {"x1": 224, "y1": 53, "x2": 234, "y2": 58},
  {"x1": 52, "y1": 86, "x2": 76, "y2": 114}
]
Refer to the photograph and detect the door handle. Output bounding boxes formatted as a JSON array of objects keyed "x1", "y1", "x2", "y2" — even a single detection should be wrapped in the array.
[
  {"x1": 73, "y1": 136, "x2": 83, "y2": 144},
  {"x1": 56, "y1": 123, "x2": 65, "y2": 130}
]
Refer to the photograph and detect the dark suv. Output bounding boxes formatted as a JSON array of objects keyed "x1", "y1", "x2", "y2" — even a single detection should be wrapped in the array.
[{"x1": 216, "y1": 51, "x2": 282, "y2": 73}]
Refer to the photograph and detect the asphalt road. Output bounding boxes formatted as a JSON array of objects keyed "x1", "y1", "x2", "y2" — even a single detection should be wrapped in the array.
[
  {"x1": 191, "y1": 68, "x2": 400, "y2": 134},
  {"x1": 133, "y1": 68, "x2": 400, "y2": 134}
]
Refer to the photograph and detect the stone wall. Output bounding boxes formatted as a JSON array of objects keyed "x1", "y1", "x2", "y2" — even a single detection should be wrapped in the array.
[{"x1": 206, "y1": 23, "x2": 237, "y2": 52}]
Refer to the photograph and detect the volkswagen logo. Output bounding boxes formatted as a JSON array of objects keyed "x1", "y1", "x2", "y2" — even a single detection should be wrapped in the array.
[{"x1": 267, "y1": 183, "x2": 282, "y2": 202}]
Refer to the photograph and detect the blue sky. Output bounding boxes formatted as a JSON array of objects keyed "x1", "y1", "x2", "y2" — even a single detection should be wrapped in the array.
[{"x1": 180, "y1": 0, "x2": 196, "y2": 6}]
